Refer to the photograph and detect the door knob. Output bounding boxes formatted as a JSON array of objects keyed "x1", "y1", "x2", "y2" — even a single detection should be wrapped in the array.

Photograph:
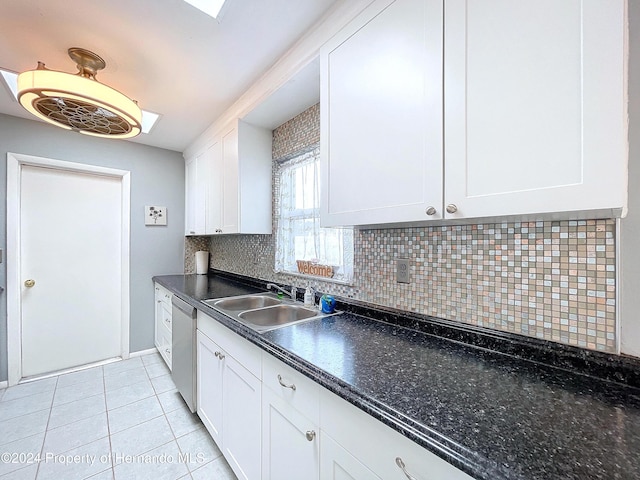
[{"x1": 24, "y1": 279, "x2": 35, "y2": 288}]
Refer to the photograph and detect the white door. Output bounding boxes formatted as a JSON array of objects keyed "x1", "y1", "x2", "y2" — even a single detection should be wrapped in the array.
[{"x1": 19, "y1": 164, "x2": 123, "y2": 377}]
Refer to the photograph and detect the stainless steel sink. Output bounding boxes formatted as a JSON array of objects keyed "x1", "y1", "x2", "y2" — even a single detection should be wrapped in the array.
[
  {"x1": 238, "y1": 304, "x2": 318, "y2": 330},
  {"x1": 206, "y1": 295, "x2": 281, "y2": 311},
  {"x1": 203, "y1": 292, "x2": 334, "y2": 333}
]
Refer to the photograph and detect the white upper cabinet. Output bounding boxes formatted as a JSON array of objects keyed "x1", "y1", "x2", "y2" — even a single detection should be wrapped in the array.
[
  {"x1": 185, "y1": 119, "x2": 272, "y2": 235},
  {"x1": 320, "y1": 0, "x2": 444, "y2": 226},
  {"x1": 184, "y1": 149, "x2": 209, "y2": 235},
  {"x1": 320, "y1": 0, "x2": 627, "y2": 227},
  {"x1": 443, "y1": 0, "x2": 627, "y2": 220},
  {"x1": 221, "y1": 127, "x2": 240, "y2": 233},
  {"x1": 206, "y1": 140, "x2": 223, "y2": 234}
]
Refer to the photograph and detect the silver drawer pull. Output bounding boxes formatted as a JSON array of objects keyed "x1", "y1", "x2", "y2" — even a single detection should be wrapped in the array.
[
  {"x1": 164, "y1": 348, "x2": 171, "y2": 355},
  {"x1": 277, "y1": 374, "x2": 296, "y2": 391},
  {"x1": 305, "y1": 430, "x2": 316, "y2": 441},
  {"x1": 395, "y1": 457, "x2": 417, "y2": 480},
  {"x1": 214, "y1": 351, "x2": 225, "y2": 360}
]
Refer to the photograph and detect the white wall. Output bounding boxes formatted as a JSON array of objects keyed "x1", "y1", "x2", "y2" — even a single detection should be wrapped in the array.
[{"x1": 0, "y1": 113, "x2": 186, "y2": 381}]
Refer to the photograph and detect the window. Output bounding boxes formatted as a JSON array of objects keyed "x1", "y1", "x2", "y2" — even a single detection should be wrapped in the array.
[{"x1": 275, "y1": 147, "x2": 354, "y2": 283}]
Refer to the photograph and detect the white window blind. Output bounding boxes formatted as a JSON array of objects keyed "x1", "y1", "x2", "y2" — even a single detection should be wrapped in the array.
[{"x1": 275, "y1": 147, "x2": 354, "y2": 283}]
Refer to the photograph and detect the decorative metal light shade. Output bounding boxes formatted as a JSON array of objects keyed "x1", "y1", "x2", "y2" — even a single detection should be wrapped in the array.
[{"x1": 17, "y1": 48, "x2": 142, "y2": 139}]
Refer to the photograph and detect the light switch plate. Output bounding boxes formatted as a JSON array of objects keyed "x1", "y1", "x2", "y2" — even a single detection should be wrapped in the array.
[{"x1": 397, "y1": 258, "x2": 410, "y2": 283}]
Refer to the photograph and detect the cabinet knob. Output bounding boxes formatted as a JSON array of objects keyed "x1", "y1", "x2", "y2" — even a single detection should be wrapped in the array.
[
  {"x1": 425, "y1": 206, "x2": 436, "y2": 216},
  {"x1": 214, "y1": 351, "x2": 225, "y2": 360},
  {"x1": 277, "y1": 374, "x2": 296, "y2": 391},
  {"x1": 395, "y1": 457, "x2": 417, "y2": 480},
  {"x1": 305, "y1": 430, "x2": 316, "y2": 442},
  {"x1": 24, "y1": 279, "x2": 35, "y2": 288},
  {"x1": 189, "y1": 231, "x2": 196, "y2": 234},
  {"x1": 445, "y1": 204, "x2": 458, "y2": 214}
]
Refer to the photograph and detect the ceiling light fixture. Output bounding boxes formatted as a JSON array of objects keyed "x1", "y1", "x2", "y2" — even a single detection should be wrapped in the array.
[{"x1": 17, "y1": 48, "x2": 142, "y2": 139}]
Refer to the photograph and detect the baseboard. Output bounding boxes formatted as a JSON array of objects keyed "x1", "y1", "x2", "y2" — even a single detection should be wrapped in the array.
[
  {"x1": 129, "y1": 348, "x2": 158, "y2": 358},
  {"x1": 0, "y1": 380, "x2": 7, "y2": 390}
]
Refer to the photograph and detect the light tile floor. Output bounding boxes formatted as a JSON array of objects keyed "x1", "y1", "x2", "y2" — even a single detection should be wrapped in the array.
[{"x1": 0, "y1": 353, "x2": 237, "y2": 480}]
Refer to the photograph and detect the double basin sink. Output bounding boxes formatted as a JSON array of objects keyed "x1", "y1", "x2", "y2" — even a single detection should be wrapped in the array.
[{"x1": 203, "y1": 292, "x2": 333, "y2": 333}]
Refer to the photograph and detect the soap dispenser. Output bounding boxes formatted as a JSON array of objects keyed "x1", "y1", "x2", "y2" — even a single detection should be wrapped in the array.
[{"x1": 304, "y1": 286, "x2": 314, "y2": 308}]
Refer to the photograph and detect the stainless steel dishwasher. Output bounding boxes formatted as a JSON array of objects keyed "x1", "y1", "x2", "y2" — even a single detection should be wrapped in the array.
[{"x1": 171, "y1": 295, "x2": 197, "y2": 413}]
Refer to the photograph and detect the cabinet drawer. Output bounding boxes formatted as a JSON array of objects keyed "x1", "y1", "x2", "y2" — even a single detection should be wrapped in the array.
[
  {"x1": 262, "y1": 352, "x2": 320, "y2": 425},
  {"x1": 321, "y1": 389, "x2": 472, "y2": 480},
  {"x1": 197, "y1": 310, "x2": 262, "y2": 379},
  {"x1": 156, "y1": 284, "x2": 173, "y2": 307},
  {"x1": 161, "y1": 304, "x2": 172, "y2": 337},
  {"x1": 158, "y1": 327, "x2": 172, "y2": 369}
]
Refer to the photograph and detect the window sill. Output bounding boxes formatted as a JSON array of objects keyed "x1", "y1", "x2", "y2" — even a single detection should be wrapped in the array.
[{"x1": 274, "y1": 269, "x2": 354, "y2": 287}]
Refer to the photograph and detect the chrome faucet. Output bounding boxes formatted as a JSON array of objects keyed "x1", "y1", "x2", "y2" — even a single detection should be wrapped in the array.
[{"x1": 266, "y1": 283, "x2": 297, "y2": 300}]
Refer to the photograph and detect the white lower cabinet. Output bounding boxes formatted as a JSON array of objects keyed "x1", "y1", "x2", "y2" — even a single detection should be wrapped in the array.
[
  {"x1": 196, "y1": 310, "x2": 472, "y2": 480},
  {"x1": 262, "y1": 387, "x2": 319, "y2": 480},
  {"x1": 196, "y1": 312, "x2": 262, "y2": 480},
  {"x1": 223, "y1": 354, "x2": 262, "y2": 480},
  {"x1": 320, "y1": 390, "x2": 473, "y2": 480},
  {"x1": 154, "y1": 283, "x2": 172, "y2": 370},
  {"x1": 262, "y1": 352, "x2": 320, "y2": 480},
  {"x1": 320, "y1": 432, "x2": 381, "y2": 480},
  {"x1": 196, "y1": 330, "x2": 223, "y2": 446}
]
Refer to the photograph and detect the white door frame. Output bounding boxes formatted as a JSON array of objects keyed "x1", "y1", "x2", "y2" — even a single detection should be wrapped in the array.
[{"x1": 6, "y1": 152, "x2": 131, "y2": 386}]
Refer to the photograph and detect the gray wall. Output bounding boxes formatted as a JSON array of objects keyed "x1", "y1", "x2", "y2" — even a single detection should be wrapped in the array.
[
  {"x1": 621, "y1": 0, "x2": 640, "y2": 357},
  {"x1": 0, "y1": 113, "x2": 186, "y2": 382}
]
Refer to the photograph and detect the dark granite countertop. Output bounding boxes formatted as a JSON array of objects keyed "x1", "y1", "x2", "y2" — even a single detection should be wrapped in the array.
[{"x1": 153, "y1": 273, "x2": 640, "y2": 480}]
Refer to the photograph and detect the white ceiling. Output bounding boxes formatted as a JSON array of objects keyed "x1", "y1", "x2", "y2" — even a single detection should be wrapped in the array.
[{"x1": 0, "y1": 0, "x2": 335, "y2": 152}]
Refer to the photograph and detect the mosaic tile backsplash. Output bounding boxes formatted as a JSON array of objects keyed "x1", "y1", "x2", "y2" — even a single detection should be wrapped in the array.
[{"x1": 185, "y1": 104, "x2": 617, "y2": 353}]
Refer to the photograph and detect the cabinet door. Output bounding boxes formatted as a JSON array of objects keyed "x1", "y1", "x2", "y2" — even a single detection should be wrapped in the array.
[
  {"x1": 321, "y1": 390, "x2": 473, "y2": 480},
  {"x1": 206, "y1": 140, "x2": 223, "y2": 234},
  {"x1": 185, "y1": 150, "x2": 211, "y2": 235},
  {"x1": 444, "y1": 0, "x2": 627, "y2": 219},
  {"x1": 320, "y1": 0, "x2": 444, "y2": 227},
  {"x1": 223, "y1": 354, "x2": 261, "y2": 480},
  {"x1": 320, "y1": 433, "x2": 381, "y2": 480},
  {"x1": 262, "y1": 387, "x2": 319, "y2": 480},
  {"x1": 222, "y1": 127, "x2": 240, "y2": 234},
  {"x1": 196, "y1": 331, "x2": 224, "y2": 447},
  {"x1": 184, "y1": 155, "x2": 200, "y2": 235}
]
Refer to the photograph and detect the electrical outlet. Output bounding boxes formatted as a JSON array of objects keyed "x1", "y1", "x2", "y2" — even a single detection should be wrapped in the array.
[{"x1": 397, "y1": 258, "x2": 410, "y2": 283}]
